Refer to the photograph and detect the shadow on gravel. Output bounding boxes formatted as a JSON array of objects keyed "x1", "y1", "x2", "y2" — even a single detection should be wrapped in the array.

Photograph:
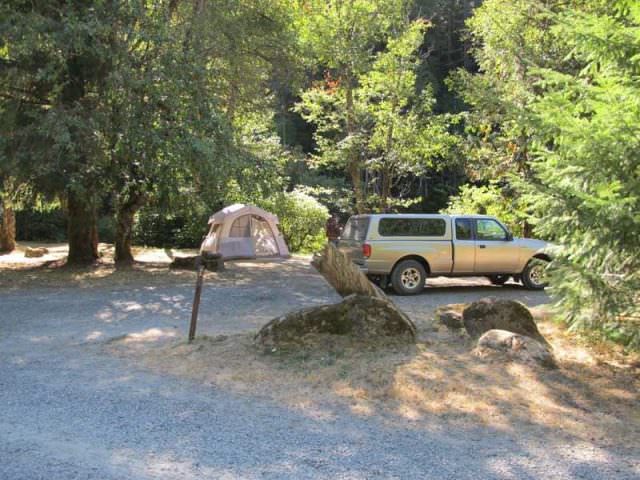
[{"x1": 101, "y1": 332, "x2": 640, "y2": 479}]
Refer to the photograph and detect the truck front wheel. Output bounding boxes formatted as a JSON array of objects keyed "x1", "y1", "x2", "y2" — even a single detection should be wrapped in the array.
[
  {"x1": 391, "y1": 260, "x2": 426, "y2": 295},
  {"x1": 521, "y1": 258, "x2": 549, "y2": 290}
]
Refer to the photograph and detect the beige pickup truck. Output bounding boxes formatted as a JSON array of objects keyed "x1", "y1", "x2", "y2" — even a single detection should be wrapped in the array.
[{"x1": 337, "y1": 214, "x2": 551, "y2": 295}]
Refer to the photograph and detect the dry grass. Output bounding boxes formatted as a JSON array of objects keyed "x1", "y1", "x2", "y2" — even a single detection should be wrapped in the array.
[{"x1": 107, "y1": 307, "x2": 640, "y2": 445}]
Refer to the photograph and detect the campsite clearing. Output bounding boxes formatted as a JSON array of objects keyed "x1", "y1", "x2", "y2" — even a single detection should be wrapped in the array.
[{"x1": 1, "y1": 245, "x2": 639, "y2": 479}]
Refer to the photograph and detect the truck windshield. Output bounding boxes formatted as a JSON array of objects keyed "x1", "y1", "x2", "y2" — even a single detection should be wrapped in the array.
[{"x1": 342, "y1": 217, "x2": 370, "y2": 241}]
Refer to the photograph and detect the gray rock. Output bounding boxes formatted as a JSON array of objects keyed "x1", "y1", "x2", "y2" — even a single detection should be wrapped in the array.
[
  {"x1": 24, "y1": 246, "x2": 48, "y2": 258},
  {"x1": 462, "y1": 297, "x2": 550, "y2": 346},
  {"x1": 169, "y1": 255, "x2": 199, "y2": 270},
  {"x1": 474, "y1": 329, "x2": 557, "y2": 369},
  {"x1": 170, "y1": 254, "x2": 224, "y2": 271},
  {"x1": 255, "y1": 294, "x2": 416, "y2": 347},
  {"x1": 435, "y1": 305, "x2": 464, "y2": 329}
]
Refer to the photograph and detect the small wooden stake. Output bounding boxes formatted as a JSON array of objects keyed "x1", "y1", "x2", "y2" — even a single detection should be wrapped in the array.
[{"x1": 188, "y1": 262, "x2": 205, "y2": 343}]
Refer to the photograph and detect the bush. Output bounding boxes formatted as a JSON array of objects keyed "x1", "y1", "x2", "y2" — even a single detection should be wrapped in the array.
[
  {"x1": 97, "y1": 216, "x2": 115, "y2": 243},
  {"x1": 442, "y1": 183, "x2": 530, "y2": 237},
  {"x1": 259, "y1": 190, "x2": 329, "y2": 253},
  {"x1": 16, "y1": 206, "x2": 67, "y2": 242},
  {"x1": 133, "y1": 207, "x2": 209, "y2": 249}
]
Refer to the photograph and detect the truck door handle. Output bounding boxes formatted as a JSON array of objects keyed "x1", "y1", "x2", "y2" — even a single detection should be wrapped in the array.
[{"x1": 479, "y1": 244, "x2": 486, "y2": 249}]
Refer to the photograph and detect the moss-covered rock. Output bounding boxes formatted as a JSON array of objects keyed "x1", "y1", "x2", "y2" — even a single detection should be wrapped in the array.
[
  {"x1": 255, "y1": 294, "x2": 416, "y2": 347},
  {"x1": 463, "y1": 298, "x2": 550, "y2": 346}
]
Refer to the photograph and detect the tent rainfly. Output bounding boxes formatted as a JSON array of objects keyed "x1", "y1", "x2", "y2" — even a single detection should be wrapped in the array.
[{"x1": 200, "y1": 204, "x2": 290, "y2": 260}]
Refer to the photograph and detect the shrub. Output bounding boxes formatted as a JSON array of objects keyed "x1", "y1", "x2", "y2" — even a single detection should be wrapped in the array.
[
  {"x1": 16, "y1": 206, "x2": 67, "y2": 242},
  {"x1": 259, "y1": 190, "x2": 329, "y2": 253},
  {"x1": 132, "y1": 207, "x2": 209, "y2": 249},
  {"x1": 97, "y1": 216, "x2": 115, "y2": 243}
]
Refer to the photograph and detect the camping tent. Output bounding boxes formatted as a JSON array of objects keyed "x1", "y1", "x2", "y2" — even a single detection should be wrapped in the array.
[{"x1": 200, "y1": 204, "x2": 290, "y2": 259}]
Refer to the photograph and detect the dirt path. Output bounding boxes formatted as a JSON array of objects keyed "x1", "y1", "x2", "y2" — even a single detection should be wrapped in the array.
[{"x1": 1, "y1": 256, "x2": 638, "y2": 479}]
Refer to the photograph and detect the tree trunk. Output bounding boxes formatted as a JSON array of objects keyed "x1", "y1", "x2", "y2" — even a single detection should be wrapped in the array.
[
  {"x1": 114, "y1": 194, "x2": 145, "y2": 265},
  {"x1": 0, "y1": 199, "x2": 16, "y2": 253},
  {"x1": 380, "y1": 165, "x2": 392, "y2": 212},
  {"x1": 67, "y1": 189, "x2": 98, "y2": 265},
  {"x1": 379, "y1": 120, "x2": 395, "y2": 212},
  {"x1": 344, "y1": 81, "x2": 366, "y2": 214}
]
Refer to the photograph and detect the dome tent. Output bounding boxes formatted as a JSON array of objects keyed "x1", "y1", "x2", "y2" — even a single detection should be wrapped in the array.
[{"x1": 200, "y1": 204, "x2": 290, "y2": 260}]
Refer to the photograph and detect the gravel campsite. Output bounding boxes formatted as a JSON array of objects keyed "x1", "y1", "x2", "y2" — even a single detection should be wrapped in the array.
[
  {"x1": 3, "y1": 2, "x2": 639, "y2": 478},
  {"x1": 1, "y1": 246, "x2": 638, "y2": 479}
]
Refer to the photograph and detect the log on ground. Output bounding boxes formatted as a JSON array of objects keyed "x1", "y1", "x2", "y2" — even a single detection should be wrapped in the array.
[{"x1": 311, "y1": 243, "x2": 385, "y2": 299}]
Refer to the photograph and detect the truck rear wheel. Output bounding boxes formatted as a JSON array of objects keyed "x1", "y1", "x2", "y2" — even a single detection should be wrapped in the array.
[{"x1": 391, "y1": 260, "x2": 426, "y2": 295}]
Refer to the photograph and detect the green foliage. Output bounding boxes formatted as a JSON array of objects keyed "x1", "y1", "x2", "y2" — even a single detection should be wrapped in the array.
[
  {"x1": 16, "y1": 207, "x2": 67, "y2": 243},
  {"x1": 526, "y1": 0, "x2": 640, "y2": 347},
  {"x1": 293, "y1": 0, "x2": 413, "y2": 212},
  {"x1": 97, "y1": 216, "x2": 116, "y2": 244},
  {"x1": 448, "y1": 0, "x2": 572, "y2": 180},
  {"x1": 296, "y1": 12, "x2": 458, "y2": 212},
  {"x1": 295, "y1": 0, "x2": 407, "y2": 76},
  {"x1": 132, "y1": 207, "x2": 209, "y2": 249},
  {"x1": 259, "y1": 190, "x2": 329, "y2": 253},
  {"x1": 443, "y1": 183, "x2": 529, "y2": 236},
  {"x1": 454, "y1": 0, "x2": 640, "y2": 347},
  {"x1": 0, "y1": 0, "x2": 297, "y2": 261},
  {"x1": 294, "y1": 183, "x2": 354, "y2": 219}
]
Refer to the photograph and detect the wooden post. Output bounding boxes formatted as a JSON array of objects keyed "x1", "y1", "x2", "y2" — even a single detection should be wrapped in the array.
[
  {"x1": 188, "y1": 261, "x2": 205, "y2": 343},
  {"x1": 187, "y1": 253, "x2": 222, "y2": 343}
]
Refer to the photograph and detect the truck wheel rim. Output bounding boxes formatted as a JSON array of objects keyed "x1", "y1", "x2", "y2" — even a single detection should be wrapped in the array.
[
  {"x1": 529, "y1": 264, "x2": 546, "y2": 286},
  {"x1": 401, "y1": 268, "x2": 420, "y2": 289}
]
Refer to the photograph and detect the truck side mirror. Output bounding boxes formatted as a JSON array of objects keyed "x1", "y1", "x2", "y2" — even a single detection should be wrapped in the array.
[{"x1": 506, "y1": 232, "x2": 514, "y2": 241}]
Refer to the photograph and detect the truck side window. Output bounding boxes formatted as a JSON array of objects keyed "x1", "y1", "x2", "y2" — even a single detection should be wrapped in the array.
[
  {"x1": 378, "y1": 218, "x2": 446, "y2": 237},
  {"x1": 455, "y1": 219, "x2": 472, "y2": 240},
  {"x1": 476, "y1": 219, "x2": 508, "y2": 241}
]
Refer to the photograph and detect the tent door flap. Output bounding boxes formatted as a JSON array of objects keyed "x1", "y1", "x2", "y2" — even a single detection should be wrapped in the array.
[{"x1": 251, "y1": 215, "x2": 279, "y2": 257}]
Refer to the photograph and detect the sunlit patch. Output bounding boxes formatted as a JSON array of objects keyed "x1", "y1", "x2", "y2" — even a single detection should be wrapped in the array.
[
  {"x1": 96, "y1": 309, "x2": 113, "y2": 320},
  {"x1": 112, "y1": 301, "x2": 144, "y2": 312},
  {"x1": 28, "y1": 335, "x2": 51, "y2": 343},
  {"x1": 121, "y1": 328, "x2": 177, "y2": 344},
  {"x1": 351, "y1": 402, "x2": 374, "y2": 416},
  {"x1": 397, "y1": 405, "x2": 423, "y2": 421},
  {"x1": 86, "y1": 331, "x2": 103, "y2": 341}
]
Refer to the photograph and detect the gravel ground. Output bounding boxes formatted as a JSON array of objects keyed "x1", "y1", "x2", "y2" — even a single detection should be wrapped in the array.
[{"x1": 1, "y1": 258, "x2": 638, "y2": 479}]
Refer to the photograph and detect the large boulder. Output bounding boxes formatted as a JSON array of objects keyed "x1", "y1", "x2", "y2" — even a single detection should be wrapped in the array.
[
  {"x1": 24, "y1": 246, "x2": 48, "y2": 258},
  {"x1": 474, "y1": 329, "x2": 557, "y2": 369},
  {"x1": 463, "y1": 298, "x2": 550, "y2": 346},
  {"x1": 255, "y1": 294, "x2": 416, "y2": 347}
]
